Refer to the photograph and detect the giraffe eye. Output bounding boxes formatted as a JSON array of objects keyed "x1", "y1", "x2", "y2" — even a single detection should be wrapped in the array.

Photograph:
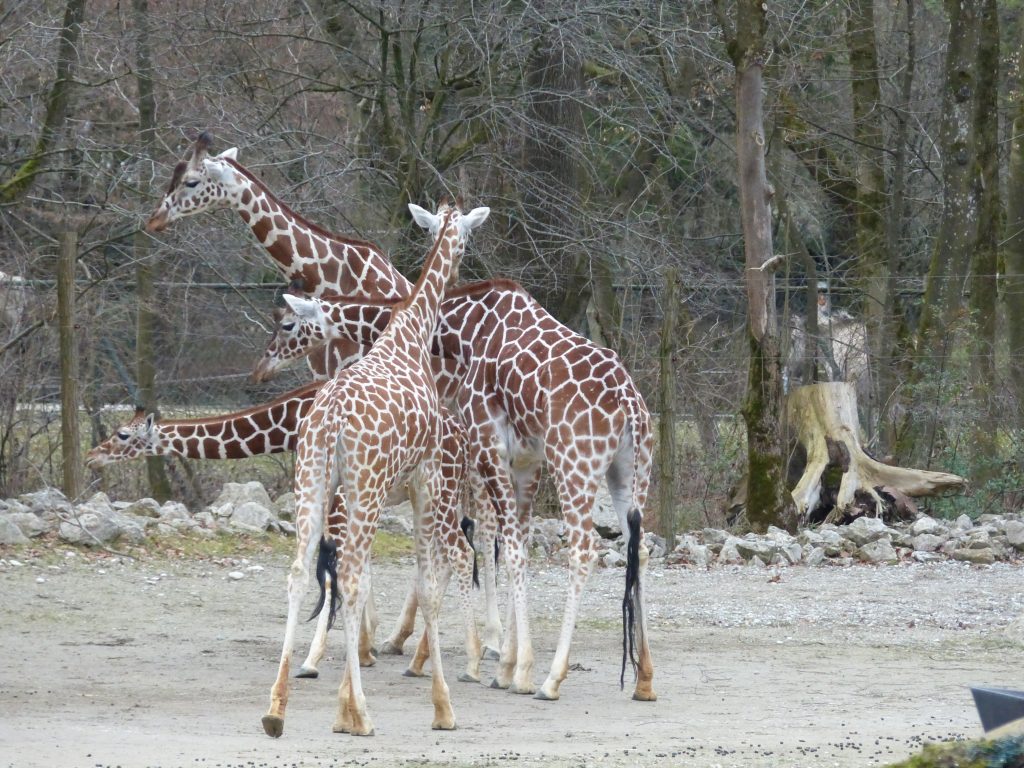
[
  {"x1": 184, "y1": 180, "x2": 200, "y2": 188},
  {"x1": 116, "y1": 431, "x2": 130, "y2": 441},
  {"x1": 281, "y1": 322, "x2": 295, "y2": 332}
]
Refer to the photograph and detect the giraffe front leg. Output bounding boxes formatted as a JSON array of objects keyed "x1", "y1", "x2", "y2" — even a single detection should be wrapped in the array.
[
  {"x1": 379, "y1": 576, "x2": 418, "y2": 656},
  {"x1": 470, "y1": 471, "x2": 502, "y2": 659}
]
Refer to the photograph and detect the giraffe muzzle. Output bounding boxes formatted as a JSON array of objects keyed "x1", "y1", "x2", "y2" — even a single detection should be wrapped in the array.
[{"x1": 145, "y1": 209, "x2": 169, "y2": 233}]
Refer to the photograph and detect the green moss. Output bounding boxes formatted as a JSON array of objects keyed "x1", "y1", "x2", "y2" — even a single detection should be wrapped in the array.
[{"x1": 886, "y1": 735, "x2": 1024, "y2": 768}]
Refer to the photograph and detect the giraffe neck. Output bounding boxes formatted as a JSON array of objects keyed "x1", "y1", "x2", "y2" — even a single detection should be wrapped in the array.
[
  {"x1": 389, "y1": 218, "x2": 459, "y2": 351},
  {"x1": 222, "y1": 159, "x2": 411, "y2": 298},
  {"x1": 148, "y1": 384, "x2": 317, "y2": 459}
]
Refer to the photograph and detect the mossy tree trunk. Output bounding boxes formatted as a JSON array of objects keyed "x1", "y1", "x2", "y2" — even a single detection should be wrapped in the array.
[
  {"x1": 846, "y1": 0, "x2": 888, "y2": 435},
  {"x1": 1007, "y1": 18, "x2": 1024, "y2": 428},
  {"x1": 133, "y1": 0, "x2": 171, "y2": 502},
  {"x1": 879, "y1": 0, "x2": 915, "y2": 454},
  {"x1": 968, "y1": 0, "x2": 1000, "y2": 480},
  {"x1": 0, "y1": 0, "x2": 85, "y2": 204},
  {"x1": 900, "y1": 0, "x2": 981, "y2": 464},
  {"x1": 721, "y1": 0, "x2": 796, "y2": 532}
]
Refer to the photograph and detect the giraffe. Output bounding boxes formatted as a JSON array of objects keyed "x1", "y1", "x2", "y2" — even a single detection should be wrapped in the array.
[
  {"x1": 84, "y1": 388, "x2": 483, "y2": 683},
  {"x1": 147, "y1": 133, "x2": 503, "y2": 654},
  {"x1": 253, "y1": 279, "x2": 657, "y2": 703},
  {"x1": 261, "y1": 199, "x2": 490, "y2": 738},
  {"x1": 145, "y1": 132, "x2": 408, "y2": 378}
]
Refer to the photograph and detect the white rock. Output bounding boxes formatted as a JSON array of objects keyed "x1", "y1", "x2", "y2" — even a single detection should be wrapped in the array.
[
  {"x1": 123, "y1": 498, "x2": 162, "y2": 518},
  {"x1": 856, "y1": 537, "x2": 898, "y2": 565},
  {"x1": 954, "y1": 514, "x2": 974, "y2": 531},
  {"x1": 0, "y1": 517, "x2": 30, "y2": 545},
  {"x1": 212, "y1": 481, "x2": 274, "y2": 511},
  {"x1": 159, "y1": 501, "x2": 191, "y2": 521},
  {"x1": 229, "y1": 502, "x2": 277, "y2": 532},
  {"x1": 4, "y1": 511, "x2": 50, "y2": 538},
  {"x1": 228, "y1": 571, "x2": 245, "y2": 580},
  {"x1": 1005, "y1": 520, "x2": 1024, "y2": 550},
  {"x1": 804, "y1": 546, "x2": 827, "y2": 567},
  {"x1": 273, "y1": 492, "x2": 295, "y2": 521},
  {"x1": 911, "y1": 515, "x2": 946, "y2": 536},
  {"x1": 912, "y1": 533, "x2": 945, "y2": 552},
  {"x1": 841, "y1": 517, "x2": 892, "y2": 547}
]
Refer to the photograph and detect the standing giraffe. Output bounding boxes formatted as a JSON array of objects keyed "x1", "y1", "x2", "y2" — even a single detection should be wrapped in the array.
[
  {"x1": 147, "y1": 134, "x2": 503, "y2": 654},
  {"x1": 84, "y1": 389, "x2": 483, "y2": 683},
  {"x1": 262, "y1": 199, "x2": 489, "y2": 738},
  {"x1": 254, "y1": 279, "x2": 657, "y2": 703}
]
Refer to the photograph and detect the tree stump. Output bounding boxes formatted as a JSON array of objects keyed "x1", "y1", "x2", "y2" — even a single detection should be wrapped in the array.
[{"x1": 786, "y1": 382, "x2": 966, "y2": 523}]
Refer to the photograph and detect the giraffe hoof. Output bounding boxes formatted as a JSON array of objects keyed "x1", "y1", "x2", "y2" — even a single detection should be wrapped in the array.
[
  {"x1": 632, "y1": 690, "x2": 658, "y2": 702},
  {"x1": 534, "y1": 689, "x2": 559, "y2": 701},
  {"x1": 509, "y1": 683, "x2": 536, "y2": 695},
  {"x1": 457, "y1": 672, "x2": 480, "y2": 683},
  {"x1": 295, "y1": 666, "x2": 319, "y2": 679},
  {"x1": 481, "y1": 647, "x2": 500, "y2": 661},
  {"x1": 489, "y1": 678, "x2": 510, "y2": 690},
  {"x1": 432, "y1": 718, "x2": 457, "y2": 731},
  {"x1": 359, "y1": 655, "x2": 377, "y2": 668},
  {"x1": 261, "y1": 715, "x2": 285, "y2": 738},
  {"x1": 402, "y1": 668, "x2": 426, "y2": 678},
  {"x1": 378, "y1": 640, "x2": 403, "y2": 656}
]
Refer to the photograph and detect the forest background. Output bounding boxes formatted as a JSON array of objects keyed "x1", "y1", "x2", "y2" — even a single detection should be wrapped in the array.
[{"x1": 0, "y1": 0, "x2": 1017, "y2": 535}]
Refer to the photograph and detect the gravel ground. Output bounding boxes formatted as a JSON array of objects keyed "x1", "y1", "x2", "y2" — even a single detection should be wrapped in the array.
[{"x1": 1, "y1": 548, "x2": 1022, "y2": 768}]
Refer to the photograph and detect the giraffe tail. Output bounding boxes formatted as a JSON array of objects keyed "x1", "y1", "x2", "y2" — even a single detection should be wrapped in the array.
[
  {"x1": 618, "y1": 382, "x2": 651, "y2": 690},
  {"x1": 308, "y1": 536, "x2": 340, "y2": 630},
  {"x1": 460, "y1": 515, "x2": 480, "y2": 588},
  {"x1": 621, "y1": 508, "x2": 642, "y2": 689}
]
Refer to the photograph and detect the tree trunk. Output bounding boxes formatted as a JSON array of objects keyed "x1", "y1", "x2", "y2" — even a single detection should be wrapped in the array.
[
  {"x1": 134, "y1": 0, "x2": 171, "y2": 502},
  {"x1": 657, "y1": 268, "x2": 678, "y2": 544},
  {"x1": 58, "y1": 231, "x2": 83, "y2": 500},
  {"x1": 1007, "y1": 19, "x2": 1024, "y2": 427},
  {"x1": 846, "y1": 0, "x2": 888, "y2": 435},
  {"x1": 901, "y1": 0, "x2": 981, "y2": 464},
  {"x1": 787, "y1": 383, "x2": 966, "y2": 523},
  {"x1": 968, "y1": 0, "x2": 1000, "y2": 479},
  {"x1": 0, "y1": 0, "x2": 85, "y2": 204},
  {"x1": 728, "y1": 0, "x2": 795, "y2": 532},
  {"x1": 879, "y1": 0, "x2": 916, "y2": 454}
]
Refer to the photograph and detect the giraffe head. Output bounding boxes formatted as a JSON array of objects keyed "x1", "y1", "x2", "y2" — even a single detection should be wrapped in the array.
[
  {"x1": 251, "y1": 300, "x2": 332, "y2": 383},
  {"x1": 85, "y1": 409, "x2": 159, "y2": 468},
  {"x1": 407, "y1": 198, "x2": 491, "y2": 287},
  {"x1": 146, "y1": 133, "x2": 241, "y2": 232}
]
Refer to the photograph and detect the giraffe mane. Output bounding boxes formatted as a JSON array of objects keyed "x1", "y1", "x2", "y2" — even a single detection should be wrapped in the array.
[{"x1": 223, "y1": 159, "x2": 383, "y2": 252}]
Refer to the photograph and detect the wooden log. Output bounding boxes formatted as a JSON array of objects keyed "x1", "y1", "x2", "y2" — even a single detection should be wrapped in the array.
[{"x1": 786, "y1": 382, "x2": 966, "y2": 522}]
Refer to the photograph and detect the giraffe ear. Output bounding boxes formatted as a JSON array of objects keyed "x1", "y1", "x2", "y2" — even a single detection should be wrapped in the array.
[
  {"x1": 202, "y1": 157, "x2": 233, "y2": 181},
  {"x1": 462, "y1": 206, "x2": 491, "y2": 231},
  {"x1": 215, "y1": 147, "x2": 238, "y2": 161},
  {"x1": 144, "y1": 413, "x2": 156, "y2": 432},
  {"x1": 408, "y1": 203, "x2": 439, "y2": 233},
  {"x1": 283, "y1": 293, "x2": 321, "y2": 321}
]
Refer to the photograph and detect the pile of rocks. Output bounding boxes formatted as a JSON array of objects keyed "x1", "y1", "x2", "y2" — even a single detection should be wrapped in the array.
[
  {"x1": 526, "y1": 511, "x2": 1024, "y2": 569},
  {"x1": 4, "y1": 481, "x2": 1024, "y2": 570},
  {"x1": 0, "y1": 482, "x2": 298, "y2": 547}
]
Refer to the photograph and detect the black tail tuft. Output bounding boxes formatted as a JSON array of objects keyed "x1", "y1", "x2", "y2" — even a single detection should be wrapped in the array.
[
  {"x1": 308, "y1": 536, "x2": 340, "y2": 630},
  {"x1": 460, "y1": 516, "x2": 480, "y2": 589},
  {"x1": 621, "y1": 509, "x2": 642, "y2": 690}
]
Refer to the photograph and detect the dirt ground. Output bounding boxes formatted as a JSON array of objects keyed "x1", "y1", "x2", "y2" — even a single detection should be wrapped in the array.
[{"x1": 1, "y1": 547, "x2": 1022, "y2": 768}]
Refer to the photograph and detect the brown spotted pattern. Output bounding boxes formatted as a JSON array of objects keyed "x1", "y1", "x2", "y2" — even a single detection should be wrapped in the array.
[{"x1": 251, "y1": 280, "x2": 657, "y2": 702}]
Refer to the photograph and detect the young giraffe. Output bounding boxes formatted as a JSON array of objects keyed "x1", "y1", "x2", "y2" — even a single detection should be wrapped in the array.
[
  {"x1": 255, "y1": 279, "x2": 657, "y2": 703},
  {"x1": 262, "y1": 200, "x2": 489, "y2": 738},
  {"x1": 84, "y1": 390, "x2": 483, "y2": 683},
  {"x1": 147, "y1": 134, "x2": 504, "y2": 654}
]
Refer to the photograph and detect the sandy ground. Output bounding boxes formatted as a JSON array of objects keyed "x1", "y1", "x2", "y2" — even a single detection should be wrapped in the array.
[{"x1": 1, "y1": 548, "x2": 1023, "y2": 768}]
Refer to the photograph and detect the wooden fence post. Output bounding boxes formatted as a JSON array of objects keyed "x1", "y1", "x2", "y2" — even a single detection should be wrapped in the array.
[
  {"x1": 57, "y1": 230, "x2": 83, "y2": 500},
  {"x1": 657, "y1": 267, "x2": 678, "y2": 545}
]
